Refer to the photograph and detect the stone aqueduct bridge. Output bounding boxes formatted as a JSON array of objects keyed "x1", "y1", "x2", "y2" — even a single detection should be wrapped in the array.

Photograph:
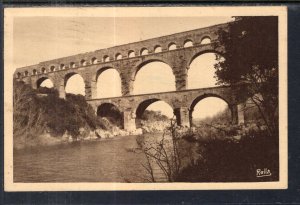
[
  {"x1": 14, "y1": 22, "x2": 246, "y2": 131},
  {"x1": 88, "y1": 86, "x2": 246, "y2": 131}
]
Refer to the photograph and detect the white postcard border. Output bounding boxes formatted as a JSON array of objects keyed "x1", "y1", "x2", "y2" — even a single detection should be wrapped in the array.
[{"x1": 4, "y1": 6, "x2": 288, "y2": 191}]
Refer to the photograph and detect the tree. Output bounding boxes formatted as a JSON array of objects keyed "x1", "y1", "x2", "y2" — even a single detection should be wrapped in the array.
[
  {"x1": 137, "y1": 118, "x2": 193, "y2": 182},
  {"x1": 214, "y1": 17, "x2": 278, "y2": 137},
  {"x1": 13, "y1": 80, "x2": 46, "y2": 141}
]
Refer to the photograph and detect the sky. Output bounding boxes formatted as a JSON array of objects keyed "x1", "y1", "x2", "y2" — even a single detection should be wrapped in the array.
[{"x1": 14, "y1": 16, "x2": 234, "y2": 120}]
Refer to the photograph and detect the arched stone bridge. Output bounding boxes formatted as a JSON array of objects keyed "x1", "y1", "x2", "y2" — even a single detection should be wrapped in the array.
[
  {"x1": 14, "y1": 22, "x2": 247, "y2": 131},
  {"x1": 88, "y1": 85, "x2": 247, "y2": 131}
]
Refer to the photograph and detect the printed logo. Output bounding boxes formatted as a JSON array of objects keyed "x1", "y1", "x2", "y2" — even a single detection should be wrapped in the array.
[{"x1": 256, "y1": 168, "x2": 272, "y2": 177}]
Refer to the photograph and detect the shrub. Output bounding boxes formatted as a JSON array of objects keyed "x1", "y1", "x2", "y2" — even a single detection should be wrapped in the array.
[
  {"x1": 176, "y1": 128, "x2": 279, "y2": 182},
  {"x1": 141, "y1": 110, "x2": 169, "y2": 122},
  {"x1": 13, "y1": 80, "x2": 106, "y2": 147}
]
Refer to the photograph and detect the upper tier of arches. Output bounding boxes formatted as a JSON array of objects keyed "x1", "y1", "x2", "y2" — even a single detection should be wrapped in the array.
[{"x1": 15, "y1": 32, "x2": 218, "y2": 79}]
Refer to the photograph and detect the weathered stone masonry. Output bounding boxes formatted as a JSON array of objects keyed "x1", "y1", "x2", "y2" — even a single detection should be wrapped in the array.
[{"x1": 14, "y1": 22, "x2": 246, "y2": 131}]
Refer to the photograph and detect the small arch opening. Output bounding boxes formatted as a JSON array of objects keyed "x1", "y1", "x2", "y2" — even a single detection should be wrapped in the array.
[
  {"x1": 41, "y1": 67, "x2": 46, "y2": 73},
  {"x1": 115, "y1": 53, "x2": 122, "y2": 60},
  {"x1": 91, "y1": 57, "x2": 98, "y2": 64},
  {"x1": 24, "y1": 71, "x2": 29, "y2": 76},
  {"x1": 168, "y1": 43, "x2": 177, "y2": 50},
  {"x1": 16, "y1": 72, "x2": 21, "y2": 78},
  {"x1": 60, "y1": 64, "x2": 65, "y2": 70},
  {"x1": 70, "y1": 62, "x2": 76, "y2": 68},
  {"x1": 103, "y1": 55, "x2": 110, "y2": 62},
  {"x1": 128, "y1": 50, "x2": 135, "y2": 58},
  {"x1": 81, "y1": 59, "x2": 87, "y2": 66},
  {"x1": 140, "y1": 48, "x2": 149, "y2": 56},
  {"x1": 50, "y1": 66, "x2": 55, "y2": 72},
  {"x1": 184, "y1": 40, "x2": 193, "y2": 48},
  {"x1": 200, "y1": 37, "x2": 211, "y2": 44},
  {"x1": 32, "y1": 69, "x2": 38, "y2": 75},
  {"x1": 154, "y1": 45, "x2": 162, "y2": 53}
]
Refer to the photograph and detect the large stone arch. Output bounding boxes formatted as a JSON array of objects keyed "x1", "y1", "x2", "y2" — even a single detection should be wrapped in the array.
[
  {"x1": 63, "y1": 71, "x2": 86, "y2": 96},
  {"x1": 134, "y1": 98, "x2": 175, "y2": 128},
  {"x1": 64, "y1": 72, "x2": 80, "y2": 86},
  {"x1": 188, "y1": 93, "x2": 233, "y2": 126},
  {"x1": 93, "y1": 66, "x2": 122, "y2": 98},
  {"x1": 35, "y1": 76, "x2": 54, "y2": 88},
  {"x1": 188, "y1": 49, "x2": 224, "y2": 67},
  {"x1": 97, "y1": 102, "x2": 124, "y2": 129},
  {"x1": 94, "y1": 66, "x2": 121, "y2": 81},
  {"x1": 187, "y1": 49, "x2": 225, "y2": 89},
  {"x1": 131, "y1": 59, "x2": 176, "y2": 95},
  {"x1": 132, "y1": 58, "x2": 173, "y2": 81}
]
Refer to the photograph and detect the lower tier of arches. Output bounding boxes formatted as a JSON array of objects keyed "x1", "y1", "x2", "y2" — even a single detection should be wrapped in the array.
[{"x1": 90, "y1": 99, "x2": 246, "y2": 132}]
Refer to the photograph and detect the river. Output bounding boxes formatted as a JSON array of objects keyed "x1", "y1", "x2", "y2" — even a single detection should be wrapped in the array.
[{"x1": 14, "y1": 134, "x2": 156, "y2": 183}]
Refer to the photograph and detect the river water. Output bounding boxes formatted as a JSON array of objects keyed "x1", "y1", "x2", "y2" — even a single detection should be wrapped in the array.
[{"x1": 14, "y1": 135, "x2": 154, "y2": 183}]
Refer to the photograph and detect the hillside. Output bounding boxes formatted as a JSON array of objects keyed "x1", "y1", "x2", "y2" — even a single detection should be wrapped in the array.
[{"x1": 13, "y1": 80, "x2": 109, "y2": 149}]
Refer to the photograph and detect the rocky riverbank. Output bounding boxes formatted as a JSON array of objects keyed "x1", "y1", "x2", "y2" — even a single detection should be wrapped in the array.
[
  {"x1": 13, "y1": 119, "x2": 173, "y2": 150},
  {"x1": 14, "y1": 126, "x2": 144, "y2": 150}
]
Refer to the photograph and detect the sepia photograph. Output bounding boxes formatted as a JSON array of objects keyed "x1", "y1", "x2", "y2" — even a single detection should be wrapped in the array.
[{"x1": 4, "y1": 7, "x2": 287, "y2": 191}]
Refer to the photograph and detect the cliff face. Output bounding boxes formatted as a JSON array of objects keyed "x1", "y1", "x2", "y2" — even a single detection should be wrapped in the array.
[{"x1": 13, "y1": 81, "x2": 106, "y2": 149}]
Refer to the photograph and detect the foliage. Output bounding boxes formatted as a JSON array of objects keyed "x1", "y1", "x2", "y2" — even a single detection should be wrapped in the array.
[
  {"x1": 177, "y1": 106, "x2": 278, "y2": 182},
  {"x1": 137, "y1": 119, "x2": 182, "y2": 182},
  {"x1": 181, "y1": 106, "x2": 278, "y2": 182},
  {"x1": 13, "y1": 81, "x2": 46, "y2": 142},
  {"x1": 137, "y1": 118, "x2": 197, "y2": 182},
  {"x1": 192, "y1": 107, "x2": 232, "y2": 126},
  {"x1": 13, "y1": 80, "x2": 104, "y2": 146},
  {"x1": 176, "y1": 129, "x2": 279, "y2": 182},
  {"x1": 37, "y1": 86, "x2": 59, "y2": 96},
  {"x1": 97, "y1": 104, "x2": 123, "y2": 129},
  {"x1": 141, "y1": 110, "x2": 169, "y2": 122},
  {"x1": 193, "y1": 104, "x2": 263, "y2": 127},
  {"x1": 214, "y1": 16, "x2": 279, "y2": 137},
  {"x1": 137, "y1": 105, "x2": 272, "y2": 182}
]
